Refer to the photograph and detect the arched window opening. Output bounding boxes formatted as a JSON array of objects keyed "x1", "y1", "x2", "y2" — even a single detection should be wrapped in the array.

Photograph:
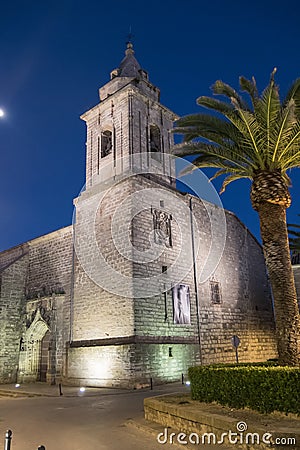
[
  {"x1": 150, "y1": 125, "x2": 161, "y2": 160},
  {"x1": 101, "y1": 130, "x2": 112, "y2": 158}
]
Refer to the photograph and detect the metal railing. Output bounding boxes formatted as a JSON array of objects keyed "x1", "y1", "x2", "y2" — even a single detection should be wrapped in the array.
[{"x1": 4, "y1": 430, "x2": 45, "y2": 450}]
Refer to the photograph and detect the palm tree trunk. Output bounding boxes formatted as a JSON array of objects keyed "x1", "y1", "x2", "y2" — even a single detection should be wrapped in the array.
[{"x1": 257, "y1": 201, "x2": 300, "y2": 366}]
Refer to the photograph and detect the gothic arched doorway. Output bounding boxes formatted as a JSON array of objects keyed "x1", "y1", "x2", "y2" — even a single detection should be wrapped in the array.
[{"x1": 18, "y1": 309, "x2": 51, "y2": 383}]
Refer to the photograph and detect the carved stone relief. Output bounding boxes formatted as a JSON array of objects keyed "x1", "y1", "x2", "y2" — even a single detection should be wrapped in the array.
[{"x1": 152, "y1": 208, "x2": 172, "y2": 247}]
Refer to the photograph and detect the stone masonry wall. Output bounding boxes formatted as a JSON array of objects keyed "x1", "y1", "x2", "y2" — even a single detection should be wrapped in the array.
[
  {"x1": 66, "y1": 345, "x2": 135, "y2": 388},
  {"x1": 0, "y1": 226, "x2": 73, "y2": 383},
  {"x1": 71, "y1": 178, "x2": 136, "y2": 345},
  {"x1": 130, "y1": 175, "x2": 277, "y2": 381},
  {"x1": 68, "y1": 173, "x2": 277, "y2": 386},
  {"x1": 25, "y1": 226, "x2": 73, "y2": 299},
  {"x1": 0, "y1": 253, "x2": 28, "y2": 383},
  {"x1": 133, "y1": 343, "x2": 199, "y2": 385}
]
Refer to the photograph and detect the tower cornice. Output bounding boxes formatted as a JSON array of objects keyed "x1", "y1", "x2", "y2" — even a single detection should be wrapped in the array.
[{"x1": 80, "y1": 83, "x2": 179, "y2": 123}]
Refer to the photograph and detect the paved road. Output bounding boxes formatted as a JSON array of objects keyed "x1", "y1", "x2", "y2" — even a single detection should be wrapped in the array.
[{"x1": 0, "y1": 384, "x2": 188, "y2": 450}]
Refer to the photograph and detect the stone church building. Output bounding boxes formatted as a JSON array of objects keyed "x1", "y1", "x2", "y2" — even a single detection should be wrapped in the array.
[{"x1": 0, "y1": 44, "x2": 277, "y2": 387}]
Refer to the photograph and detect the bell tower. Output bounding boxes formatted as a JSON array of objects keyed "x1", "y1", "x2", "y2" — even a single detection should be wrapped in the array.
[
  {"x1": 80, "y1": 42, "x2": 178, "y2": 188},
  {"x1": 69, "y1": 45, "x2": 182, "y2": 387}
]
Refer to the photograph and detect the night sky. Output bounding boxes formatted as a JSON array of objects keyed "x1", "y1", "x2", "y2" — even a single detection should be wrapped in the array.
[{"x1": 1, "y1": 0, "x2": 300, "y2": 252}]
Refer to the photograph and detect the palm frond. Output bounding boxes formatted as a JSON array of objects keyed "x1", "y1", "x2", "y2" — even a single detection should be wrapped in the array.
[
  {"x1": 172, "y1": 141, "x2": 210, "y2": 156},
  {"x1": 209, "y1": 168, "x2": 228, "y2": 181},
  {"x1": 281, "y1": 159, "x2": 300, "y2": 170},
  {"x1": 227, "y1": 104, "x2": 265, "y2": 166},
  {"x1": 211, "y1": 80, "x2": 249, "y2": 110},
  {"x1": 220, "y1": 174, "x2": 250, "y2": 193},
  {"x1": 272, "y1": 99, "x2": 297, "y2": 163},
  {"x1": 254, "y1": 73, "x2": 280, "y2": 155},
  {"x1": 289, "y1": 229, "x2": 300, "y2": 237},
  {"x1": 277, "y1": 122, "x2": 300, "y2": 163},
  {"x1": 196, "y1": 96, "x2": 234, "y2": 115},
  {"x1": 288, "y1": 225, "x2": 300, "y2": 230},
  {"x1": 174, "y1": 113, "x2": 243, "y2": 146},
  {"x1": 177, "y1": 154, "x2": 232, "y2": 177},
  {"x1": 283, "y1": 78, "x2": 300, "y2": 117},
  {"x1": 173, "y1": 70, "x2": 300, "y2": 194},
  {"x1": 177, "y1": 143, "x2": 255, "y2": 174},
  {"x1": 239, "y1": 76, "x2": 258, "y2": 105}
]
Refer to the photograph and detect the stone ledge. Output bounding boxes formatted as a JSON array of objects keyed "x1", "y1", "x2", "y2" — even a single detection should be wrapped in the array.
[
  {"x1": 68, "y1": 336, "x2": 198, "y2": 347},
  {"x1": 144, "y1": 394, "x2": 300, "y2": 449}
]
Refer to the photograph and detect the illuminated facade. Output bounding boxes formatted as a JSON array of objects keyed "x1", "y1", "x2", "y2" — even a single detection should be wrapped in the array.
[{"x1": 0, "y1": 44, "x2": 278, "y2": 387}]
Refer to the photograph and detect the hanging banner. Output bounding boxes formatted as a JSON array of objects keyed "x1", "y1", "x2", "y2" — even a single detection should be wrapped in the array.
[{"x1": 172, "y1": 284, "x2": 191, "y2": 324}]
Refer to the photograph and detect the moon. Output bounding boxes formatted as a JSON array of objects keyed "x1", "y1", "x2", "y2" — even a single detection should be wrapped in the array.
[{"x1": 0, "y1": 109, "x2": 4, "y2": 117}]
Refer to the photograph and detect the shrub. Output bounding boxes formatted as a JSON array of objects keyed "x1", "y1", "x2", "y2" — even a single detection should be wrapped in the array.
[{"x1": 188, "y1": 364, "x2": 300, "y2": 415}]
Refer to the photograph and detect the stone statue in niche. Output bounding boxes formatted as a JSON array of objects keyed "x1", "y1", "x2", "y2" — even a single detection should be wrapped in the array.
[{"x1": 152, "y1": 209, "x2": 172, "y2": 247}]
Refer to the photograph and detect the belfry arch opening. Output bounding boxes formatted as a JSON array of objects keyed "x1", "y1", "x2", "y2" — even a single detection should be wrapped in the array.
[
  {"x1": 101, "y1": 130, "x2": 112, "y2": 158},
  {"x1": 150, "y1": 125, "x2": 161, "y2": 160}
]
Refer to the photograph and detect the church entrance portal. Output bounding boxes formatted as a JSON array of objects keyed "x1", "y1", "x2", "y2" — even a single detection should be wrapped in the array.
[{"x1": 18, "y1": 309, "x2": 51, "y2": 383}]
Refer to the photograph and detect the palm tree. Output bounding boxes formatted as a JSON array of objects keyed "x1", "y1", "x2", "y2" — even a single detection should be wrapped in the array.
[{"x1": 172, "y1": 69, "x2": 300, "y2": 366}]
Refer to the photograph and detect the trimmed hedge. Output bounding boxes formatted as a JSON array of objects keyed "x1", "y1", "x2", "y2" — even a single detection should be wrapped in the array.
[{"x1": 188, "y1": 365, "x2": 300, "y2": 415}]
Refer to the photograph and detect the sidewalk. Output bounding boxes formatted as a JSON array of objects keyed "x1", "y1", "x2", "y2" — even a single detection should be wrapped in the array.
[
  {"x1": 0, "y1": 380, "x2": 188, "y2": 398},
  {"x1": 0, "y1": 382, "x2": 132, "y2": 398}
]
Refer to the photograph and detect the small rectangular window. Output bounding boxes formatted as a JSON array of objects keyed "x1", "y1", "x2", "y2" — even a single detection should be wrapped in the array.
[{"x1": 210, "y1": 280, "x2": 222, "y2": 304}]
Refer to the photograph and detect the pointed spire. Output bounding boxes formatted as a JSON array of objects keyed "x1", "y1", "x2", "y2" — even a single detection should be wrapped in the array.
[
  {"x1": 103, "y1": 42, "x2": 156, "y2": 101},
  {"x1": 118, "y1": 41, "x2": 142, "y2": 78}
]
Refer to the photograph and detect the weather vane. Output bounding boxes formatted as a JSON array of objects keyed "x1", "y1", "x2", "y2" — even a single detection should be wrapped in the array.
[{"x1": 127, "y1": 25, "x2": 134, "y2": 44}]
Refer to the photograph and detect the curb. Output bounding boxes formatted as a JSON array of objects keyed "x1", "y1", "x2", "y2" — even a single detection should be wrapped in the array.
[
  {"x1": 125, "y1": 418, "x2": 230, "y2": 449},
  {"x1": 0, "y1": 389, "x2": 51, "y2": 398},
  {"x1": 144, "y1": 394, "x2": 300, "y2": 450}
]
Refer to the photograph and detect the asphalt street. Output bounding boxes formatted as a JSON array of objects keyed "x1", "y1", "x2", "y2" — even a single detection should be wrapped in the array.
[{"x1": 0, "y1": 383, "x2": 189, "y2": 450}]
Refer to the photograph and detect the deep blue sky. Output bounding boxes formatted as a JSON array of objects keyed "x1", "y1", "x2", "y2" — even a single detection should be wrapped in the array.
[{"x1": 1, "y1": 0, "x2": 300, "y2": 251}]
